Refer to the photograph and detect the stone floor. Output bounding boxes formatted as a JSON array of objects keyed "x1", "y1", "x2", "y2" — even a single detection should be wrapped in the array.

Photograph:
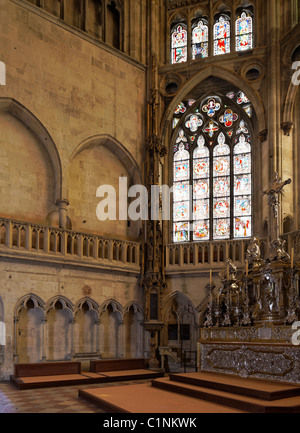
[{"x1": 0, "y1": 379, "x2": 152, "y2": 413}]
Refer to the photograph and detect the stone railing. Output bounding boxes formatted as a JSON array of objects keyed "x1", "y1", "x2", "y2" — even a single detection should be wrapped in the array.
[
  {"x1": 165, "y1": 239, "x2": 252, "y2": 273},
  {"x1": 0, "y1": 218, "x2": 141, "y2": 273}
]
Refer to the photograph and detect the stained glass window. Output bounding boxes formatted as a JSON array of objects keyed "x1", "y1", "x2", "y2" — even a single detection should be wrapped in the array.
[
  {"x1": 214, "y1": 15, "x2": 231, "y2": 56},
  {"x1": 236, "y1": 11, "x2": 253, "y2": 52},
  {"x1": 192, "y1": 19, "x2": 209, "y2": 60},
  {"x1": 171, "y1": 24, "x2": 188, "y2": 64},
  {"x1": 173, "y1": 93, "x2": 252, "y2": 242}
]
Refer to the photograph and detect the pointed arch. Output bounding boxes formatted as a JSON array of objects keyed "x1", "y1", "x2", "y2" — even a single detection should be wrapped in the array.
[
  {"x1": 74, "y1": 297, "x2": 100, "y2": 315},
  {"x1": 100, "y1": 298, "x2": 124, "y2": 319},
  {"x1": 69, "y1": 134, "x2": 142, "y2": 189},
  {"x1": 162, "y1": 291, "x2": 197, "y2": 323},
  {"x1": 161, "y1": 66, "x2": 266, "y2": 139},
  {"x1": 45, "y1": 295, "x2": 74, "y2": 316},
  {"x1": 0, "y1": 98, "x2": 62, "y2": 202},
  {"x1": 14, "y1": 293, "x2": 45, "y2": 317}
]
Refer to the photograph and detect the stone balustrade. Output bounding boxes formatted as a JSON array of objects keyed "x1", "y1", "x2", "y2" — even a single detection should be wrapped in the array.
[
  {"x1": 0, "y1": 218, "x2": 141, "y2": 273},
  {"x1": 165, "y1": 239, "x2": 252, "y2": 273}
]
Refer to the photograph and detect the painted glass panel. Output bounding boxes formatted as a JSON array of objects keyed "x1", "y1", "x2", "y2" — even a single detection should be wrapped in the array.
[
  {"x1": 214, "y1": 133, "x2": 230, "y2": 156},
  {"x1": 236, "y1": 12, "x2": 253, "y2": 52},
  {"x1": 213, "y1": 219, "x2": 231, "y2": 239},
  {"x1": 174, "y1": 181, "x2": 190, "y2": 202},
  {"x1": 236, "y1": 119, "x2": 249, "y2": 135},
  {"x1": 174, "y1": 161, "x2": 190, "y2": 181},
  {"x1": 194, "y1": 136, "x2": 209, "y2": 158},
  {"x1": 213, "y1": 177, "x2": 230, "y2": 197},
  {"x1": 237, "y1": 91, "x2": 250, "y2": 105},
  {"x1": 219, "y1": 109, "x2": 238, "y2": 128},
  {"x1": 214, "y1": 16, "x2": 231, "y2": 55},
  {"x1": 174, "y1": 102, "x2": 187, "y2": 115},
  {"x1": 185, "y1": 114, "x2": 203, "y2": 132},
  {"x1": 194, "y1": 200, "x2": 210, "y2": 220},
  {"x1": 234, "y1": 217, "x2": 251, "y2": 238},
  {"x1": 194, "y1": 179, "x2": 209, "y2": 199},
  {"x1": 234, "y1": 175, "x2": 251, "y2": 196},
  {"x1": 234, "y1": 153, "x2": 251, "y2": 174},
  {"x1": 234, "y1": 196, "x2": 251, "y2": 216},
  {"x1": 174, "y1": 143, "x2": 189, "y2": 161},
  {"x1": 174, "y1": 201, "x2": 189, "y2": 222},
  {"x1": 213, "y1": 156, "x2": 230, "y2": 177},
  {"x1": 193, "y1": 158, "x2": 210, "y2": 179},
  {"x1": 192, "y1": 20, "x2": 209, "y2": 59},
  {"x1": 194, "y1": 221, "x2": 210, "y2": 240},
  {"x1": 214, "y1": 198, "x2": 230, "y2": 219},
  {"x1": 174, "y1": 222, "x2": 190, "y2": 243},
  {"x1": 203, "y1": 120, "x2": 219, "y2": 138},
  {"x1": 202, "y1": 98, "x2": 221, "y2": 117},
  {"x1": 171, "y1": 25, "x2": 188, "y2": 64},
  {"x1": 234, "y1": 135, "x2": 251, "y2": 154}
]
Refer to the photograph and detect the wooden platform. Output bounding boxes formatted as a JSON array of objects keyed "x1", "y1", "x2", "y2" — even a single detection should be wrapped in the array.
[
  {"x1": 79, "y1": 383, "x2": 245, "y2": 413},
  {"x1": 79, "y1": 372, "x2": 300, "y2": 413},
  {"x1": 10, "y1": 359, "x2": 163, "y2": 390}
]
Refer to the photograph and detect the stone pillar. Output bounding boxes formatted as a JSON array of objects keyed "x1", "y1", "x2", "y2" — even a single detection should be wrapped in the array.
[
  {"x1": 56, "y1": 199, "x2": 69, "y2": 230},
  {"x1": 268, "y1": 0, "x2": 281, "y2": 240}
]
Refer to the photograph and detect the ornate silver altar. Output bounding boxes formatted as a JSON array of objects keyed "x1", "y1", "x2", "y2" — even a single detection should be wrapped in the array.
[{"x1": 199, "y1": 174, "x2": 300, "y2": 384}]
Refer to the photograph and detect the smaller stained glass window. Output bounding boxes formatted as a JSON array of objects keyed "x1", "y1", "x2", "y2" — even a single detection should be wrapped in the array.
[
  {"x1": 171, "y1": 24, "x2": 188, "y2": 64},
  {"x1": 192, "y1": 19, "x2": 209, "y2": 59},
  {"x1": 236, "y1": 11, "x2": 253, "y2": 52},
  {"x1": 214, "y1": 15, "x2": 231, "y2": 56}
]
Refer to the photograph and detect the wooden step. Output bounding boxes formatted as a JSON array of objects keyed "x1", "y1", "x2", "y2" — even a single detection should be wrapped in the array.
[
  {"x1": 169, "y1": 372, "x2": 300, "y2": 401},
  {"x1": 152, "y1": 378, "x2": 300, "y2": 413}
]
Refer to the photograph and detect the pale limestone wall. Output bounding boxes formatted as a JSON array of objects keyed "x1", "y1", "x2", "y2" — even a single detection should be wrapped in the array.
[
  {"x1": 0, "y1": 0, "x2": 146, "y2": 213},
  {"x1": 0, "y1": 112, "x2": 56, "y2": 224}
]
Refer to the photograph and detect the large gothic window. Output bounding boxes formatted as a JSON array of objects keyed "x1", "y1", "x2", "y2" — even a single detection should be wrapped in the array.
[
  {"x1": 172, "y1": 93, "x2": 253, "y2": 243},
  {"x1": 171, "y1": 23, "x2": 188, "y2": 64},
  {"x1": 235, "y1": 10, "x2": 253, "y2": 52}
]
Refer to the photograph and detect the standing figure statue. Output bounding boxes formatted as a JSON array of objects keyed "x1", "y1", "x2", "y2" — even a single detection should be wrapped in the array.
[{"x1": 263, "y1": 173, "x2": 292, "y2": 240}]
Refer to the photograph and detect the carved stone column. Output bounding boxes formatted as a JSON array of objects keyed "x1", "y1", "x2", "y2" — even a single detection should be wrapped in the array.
[{"x1": 56, "y1": 199, "x2": 69, "y2": 230}]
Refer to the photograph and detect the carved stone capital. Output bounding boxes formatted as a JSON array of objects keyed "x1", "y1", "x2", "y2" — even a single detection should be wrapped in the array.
[
  {"x1": 258, "y1": 129, "x2": 268, "y2": 143},
  {"x1": 281, "y1": 122, "x2": 294, "y2": 136}
]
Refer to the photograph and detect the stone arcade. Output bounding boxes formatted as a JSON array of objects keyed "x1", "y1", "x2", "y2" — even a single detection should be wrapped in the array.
[{"x1": 0, "y1": 0, "x2": 300, "y2": 413}]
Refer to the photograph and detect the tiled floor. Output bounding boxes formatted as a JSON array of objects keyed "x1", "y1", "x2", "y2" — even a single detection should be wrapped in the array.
[{"x1": 0, "y1": 380, "x2": 152, "y2": 413}]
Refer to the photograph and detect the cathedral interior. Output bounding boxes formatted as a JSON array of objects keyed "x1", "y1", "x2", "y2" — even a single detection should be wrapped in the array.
[{"x1": 0, "y1": 0, "x2": 300, "y2": 414}]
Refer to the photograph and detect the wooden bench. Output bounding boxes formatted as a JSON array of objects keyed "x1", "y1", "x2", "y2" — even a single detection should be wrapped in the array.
[
  {"x1": 88, "y1": 358, "x2": 164, "y2": 383},
  {"x1": 10, "y1": 361, "x2": 93, "y2": 390}
]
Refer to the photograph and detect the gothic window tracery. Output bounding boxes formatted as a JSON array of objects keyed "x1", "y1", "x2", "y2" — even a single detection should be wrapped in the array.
[
  {"x1": 169, "y1": 4, "x2": 255, "y2": 64},
  {"x1": 172, "y1": 92, "x2": 253, "y2": 243}
]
